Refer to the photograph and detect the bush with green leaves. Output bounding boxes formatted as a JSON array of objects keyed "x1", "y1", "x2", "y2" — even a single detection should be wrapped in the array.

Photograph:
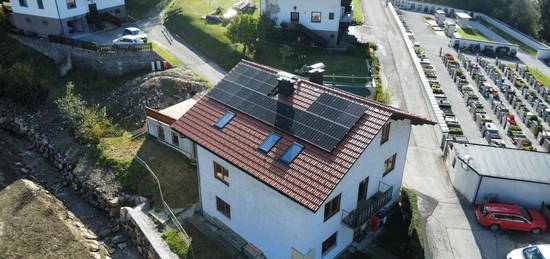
[
  {"x1": 0, "y1": 63, "x2": 49, "y2": 106},
  {"x1": 400, "y1": 188, "x2": 424, "y2": 259},
  {"x1": 55, "y1": 82, "x2": 121, "y2": 144},
  {"x1": 161, "y1": 230, "x2": 189, "y2": 259},
  {"x1": 225, "y1": 14, "x2": 272, "y2": 56}
]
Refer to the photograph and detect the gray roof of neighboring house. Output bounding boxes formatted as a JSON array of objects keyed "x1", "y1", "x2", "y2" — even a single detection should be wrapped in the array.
[{"x1": 454, "y1": 143, "x2": 550, "y2": 184}]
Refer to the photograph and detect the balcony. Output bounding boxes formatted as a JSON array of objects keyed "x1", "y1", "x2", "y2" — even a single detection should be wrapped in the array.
[{"x1": 342, "y1": 184, "x2": 393, "y2": 228}]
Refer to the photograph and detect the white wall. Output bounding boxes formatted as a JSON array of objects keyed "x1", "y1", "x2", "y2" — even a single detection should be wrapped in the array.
[
  {"x1": 262, "y1": 0, "x2": 341, "y2": 32},
  {"x1": 196, "y1": 119, "x2": 412, "y2": 259},
  {"x1": 146, "y1": 117, "x2": 194, "y2": 159},
  {"x1": 446, "y1": 151, "x2": 481, "y2": 203},
  {"x1": 10, "y1": 0, "x2": 125, "y2": 19},
  {"x1": 476, "y1": 177, "x2": 550, "y2": 209}
]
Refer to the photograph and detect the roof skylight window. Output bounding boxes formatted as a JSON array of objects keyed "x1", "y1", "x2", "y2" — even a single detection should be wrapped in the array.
[
  {"x1": 279, "y1": 143, "x2": 304, "y2": 164},
  {"x1": 258, "y1": 133, "x2": 282, "y2": 153},
  {"x1": 214, "y1": 111, "x2": 235, "y2": 129}
]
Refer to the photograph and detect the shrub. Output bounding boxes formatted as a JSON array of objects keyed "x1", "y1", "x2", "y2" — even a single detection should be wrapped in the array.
[
  {"x1": 400, "y1": 188, "x2": 424, "y2": 259},
  {"x1": 55, "y1": 82, "x2": 121, "y2": 144},
  {"x1": 161, "y1": 230, "x2": 189, "y2": 259}
]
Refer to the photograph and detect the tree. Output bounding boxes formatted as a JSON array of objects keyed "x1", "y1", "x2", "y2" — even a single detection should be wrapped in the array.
[
  {"x1": 538, "y1": 0, "x2": 550, "y2": 43},
  {"x1": 225, "y1": 14, "x2": 260, "y2": 56},
  {"x1": 279, "y1": 45, "x2": 292, "y2": 65}
]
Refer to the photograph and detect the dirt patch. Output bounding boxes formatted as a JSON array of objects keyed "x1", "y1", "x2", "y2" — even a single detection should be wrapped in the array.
[
  {"x1": 105, "y1": 68, "x2": 207, "y2": 129},
  {"x1": 0, "y1": 179, "x2": 101, "y2": 259}
]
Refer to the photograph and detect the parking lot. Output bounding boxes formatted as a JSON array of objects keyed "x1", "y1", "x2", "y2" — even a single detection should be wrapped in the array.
[{"x1": 397, "y1": 8, "x2": 550, "y2": 258}]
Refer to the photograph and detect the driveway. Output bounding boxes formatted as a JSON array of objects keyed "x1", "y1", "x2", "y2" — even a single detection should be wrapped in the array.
[{"x1": 75, "y1": 15, "x2": 225, "y2": 85}]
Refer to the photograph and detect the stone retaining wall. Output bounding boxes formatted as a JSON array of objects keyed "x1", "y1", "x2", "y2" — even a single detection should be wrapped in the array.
[
  {"x1": 120, "y1": 206, "x2": 179, "y2": 259},
  {"x1": 11, "y1": 34, "x2": 164, "y2": 76}
]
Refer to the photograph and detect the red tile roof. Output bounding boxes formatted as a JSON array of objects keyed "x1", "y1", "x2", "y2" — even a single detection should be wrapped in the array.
[{"x1": 172, "y1": 60, "x2": 434, "y2": 212}]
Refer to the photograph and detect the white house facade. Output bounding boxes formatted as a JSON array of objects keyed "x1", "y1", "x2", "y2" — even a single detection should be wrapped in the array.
[
  {"x1": 166, "y1": 60, "x2": 433, "y2": 258},
  {"x1": 260, "y1": 0, "x2": 353, "y2": 46},
  {"x1": 9, "y1": 0, "x2": 126, "y2": 36},
  {"x1": 196, "y1": 118, "x2": 412, "y2": 258}
]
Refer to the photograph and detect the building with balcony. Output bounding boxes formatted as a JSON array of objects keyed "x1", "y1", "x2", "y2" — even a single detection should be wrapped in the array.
[
  {"x1": 260, "y1": 0, "x2": 354, "y2": 46},
  {"x1": 8, "y1": 0, "x2": 126, "y2": 36},
  {"x1": 147, "y1": 60, "x2": 434, "y2": 258}
]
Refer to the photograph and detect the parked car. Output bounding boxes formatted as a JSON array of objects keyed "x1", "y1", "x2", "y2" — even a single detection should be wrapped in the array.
[
  {"x1": 112, "y1": 35, "x2": 145, "y2": 47},
  {"x1": 507, "y1": 244, "x2": 550, "y2": 259},
  {"x1": 122, "y1": 27, "x2": 148, "y2": 42},
  {"x1": 475, "y1": 203, "x2": 547, "y2": 234}
]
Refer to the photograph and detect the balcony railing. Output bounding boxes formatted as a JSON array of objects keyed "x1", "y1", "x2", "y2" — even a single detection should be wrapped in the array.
[{"x1": 342, "y1": 185, "x2": 393, "y2": 228}]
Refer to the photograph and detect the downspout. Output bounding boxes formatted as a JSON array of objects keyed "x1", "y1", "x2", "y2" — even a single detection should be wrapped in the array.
[
  {"x1": 53, "y1": 0, "x2": 65, "y2": 36},
  {"x1": 472, "y1": 176, "x2": 483, "y2": 205}
]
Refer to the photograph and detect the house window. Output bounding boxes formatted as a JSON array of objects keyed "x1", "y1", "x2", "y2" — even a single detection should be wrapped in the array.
[
  {"x1": 357, "y1": 177, "x2": 369, "y2": 202},
  {"x1": 115, "y1": 8, "x2": 121, "y2": 14},
  {"x1": 214, "y1": 111, "x2": 235, "y2": 129},
  {"x1": 258, "y1": 133, "x2": 281, "y2": 153},
  {"x1": 42, "y1": 20, "x2": 48, "y2": 26},
  {"x1": 383, "y1": 154, "x2": 397, "y2": 176},
  {"x1": 25, "y1": 17, "x2": 31, "y2": 23},
  {"x1": 66, "y1": 0, "x2": 76, "y2": 9},
  {"x1": 329, "y1": 12, "x2": 335, "y2": 20},
  {"x1": 381, "y1": 122, "x2": 391, "y2": 144},
  {"x1": 171, "y1": 132, "x2": 179, "y2": 146},
  {"x1": 216, "y1": 196, "x2": 231, "y2": 219},
  {"x1": 322, "y1": 232, "x2": 337, "y2": 255},
  {"x1": 291, "y1": 12, "x2": 299, "y2": 23},
  {"x1": 157, "y1": 125, "x2": 165, "y2": 141},
  {"x1": 37, "y1": 0, "x2": 44, "y2": 9},
  {"x1": 214, "y1": 161, "x2": 229, "y2": 185},
  {"x1": 324, "y1": 194, "x2": 341, "y2": 221},
  {"x1": 279, "y1": 143, "x2": 303, "y2": 164},
  {"x1": 19, "y1": 0, "x2": 28, "y2": 7},
  {"x1": 311, "y1": 12, "x2": 322, "y2": 23}
]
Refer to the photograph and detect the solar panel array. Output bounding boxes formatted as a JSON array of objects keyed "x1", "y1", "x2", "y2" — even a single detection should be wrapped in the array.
[{"x1": 207, "y1": 64, "x2": 368, "y2": 151}]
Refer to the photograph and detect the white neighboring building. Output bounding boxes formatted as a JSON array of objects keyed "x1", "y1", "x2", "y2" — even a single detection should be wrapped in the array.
[
  {"x1": 165, "y1": 60, "x2": 433, "y2": 258},
  {"x1": 9, "y1": 0, "x2": 126, "y2": 36},
  {"x1": 260, "y1": 0, "x2": 353, "y2": 46},
  {"x1": 445, "y1": 142, "x2": 550, "y2": 209},
  {"x1": 145, "y1": 99, "x2": 197, "y2": 160}
]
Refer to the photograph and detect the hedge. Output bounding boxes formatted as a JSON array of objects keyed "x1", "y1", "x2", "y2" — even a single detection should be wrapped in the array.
[
  {"x1": 401, "y1": 187, "x2": 424, "y2": 259},
  {"x1": 161, "y1": 229, "x2": 189, "y2": 259}
]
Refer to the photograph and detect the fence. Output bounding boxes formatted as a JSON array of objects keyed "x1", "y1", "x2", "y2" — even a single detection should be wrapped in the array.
[{"x1": 48, "y1": 34, "x2": 153, "y2": 53}]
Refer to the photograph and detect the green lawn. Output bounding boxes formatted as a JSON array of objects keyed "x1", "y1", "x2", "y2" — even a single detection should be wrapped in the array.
[
  {"x1": 479, "y1": 20, "x2": 538, "y2": 56},
  {"x1": 100, "y1": 135, "x2": 199, "y2": 209},
  {"x1": 352, "y1": 0, "x2": 365, "y2": 24},
  {"x1": 152, "y1": 40, "x2": 183, "y2": 66},
  {"x1": 457, "y1": 27, "x2": 493, "y2": 42},
  {"x1": 164, "y1": 0, "x2": 368, "y2": 76},
  {"x1": 125, "y1": 0, "x2": 172, "y2": 20}
]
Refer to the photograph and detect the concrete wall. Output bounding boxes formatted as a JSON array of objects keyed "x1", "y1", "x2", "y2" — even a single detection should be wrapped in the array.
[
  {"x1": 261, "y1": 0, "x2": 341, "y2": 33},
  {"x1": 196, "y1": 119, "x2": 412, "y2": 259},
  {"x1": 387, "y1": 2, "x2": 448, "y2": 146},
  {"x1": 476, "y1": 177, "x2": 550, "y2": 209},
  {"x1": 445, "y1": 148, "x2": 481, "y2": 203},
  {"x1": 146, "y1": 118, "x2": 195, "y2": 159}
]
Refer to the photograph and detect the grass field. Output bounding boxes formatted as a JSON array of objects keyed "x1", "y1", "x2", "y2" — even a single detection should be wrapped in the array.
[
  {"x1": 164, "y1": 0, "x2": 368, "y2": 76},
  {"x1": 152, "y1": 41, "x2": 183, "y2": 66},
  {"x1": 479, "y1": 20, "x2": 538, "y2": 56},
  {"x1": 457, "y1": 27, "x2": 493, "y2": 42},
  {"x1": 352, "y1": 0, "x2": 365, "y2": 24},
  {"x1": 125, "y1": 0, "x2": 172, "y2": 19},
  {"x1": 100, "y1": 135, "x2": 198, "y2": 209}
]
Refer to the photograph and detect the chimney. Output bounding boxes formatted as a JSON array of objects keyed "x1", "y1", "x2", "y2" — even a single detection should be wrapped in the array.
[
  {"x1": 276, "y1": 77, "x2": 295, "y2": 96},
  {"x1": 308, "y1": 63, "x2": 326, "y2": 85}
]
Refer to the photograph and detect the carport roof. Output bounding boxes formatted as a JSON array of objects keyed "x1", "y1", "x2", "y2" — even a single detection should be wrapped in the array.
[{"x1": 454, "y1": 143, "x2": 550, "y2": 184}]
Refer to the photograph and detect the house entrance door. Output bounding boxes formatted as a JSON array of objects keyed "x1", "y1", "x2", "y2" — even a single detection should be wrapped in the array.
[{"x1": 291, "y1": 12, "x2": 299, "y2": 24}]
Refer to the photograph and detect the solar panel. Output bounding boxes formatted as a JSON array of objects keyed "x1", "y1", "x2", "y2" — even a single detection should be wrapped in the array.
[{"x1": 206, "y1": 64, "x2": 368, "y2": 151}]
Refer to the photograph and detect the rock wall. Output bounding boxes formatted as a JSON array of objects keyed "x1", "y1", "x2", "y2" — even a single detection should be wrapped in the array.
[
  {"x1": 10, "y1": 34, "x2": 164, "y2": 76},
  {"x1": 120, "y1": 206, "x2": 179, "y2": 259}
]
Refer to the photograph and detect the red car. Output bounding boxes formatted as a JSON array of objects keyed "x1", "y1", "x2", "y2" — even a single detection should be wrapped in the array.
[{"x1": 475, "y1": 203, "x2": 547, "y2": 234}]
